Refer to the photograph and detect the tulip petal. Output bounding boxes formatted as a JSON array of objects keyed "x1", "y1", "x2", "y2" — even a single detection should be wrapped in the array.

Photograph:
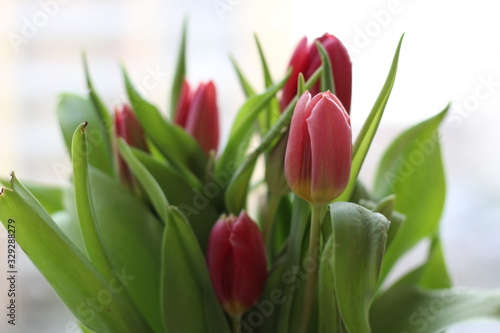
[
  {"x1": 207, "y1": 217, "x2": 234, "y2": 306},
  {"x1": 185, "y1": 81, "x2": 220, "y2": 155},
  {"x1": 230, "y1": 212, "x2": 267, "y2": 310},
  {"x1": 318, "y1": 34, "x2": 352, "y2": 113},
  {"x1": 280, "y1": 37, "x2": 309, "y2": 110},
  {"x1": 285, "y1": 91, "x2": 312, "y2": 200},
  {"x1": 307, "y1": 95, "x2": 352, "y2": 203},
  {"x1": 174, "y1": 80, "x2": 191, "y2": 127}
]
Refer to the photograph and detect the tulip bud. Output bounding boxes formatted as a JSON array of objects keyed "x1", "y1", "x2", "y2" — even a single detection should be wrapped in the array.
[
  {"x1": 174, "y1": 80, "x2": 220, "y2": 156},
  {"x1": 285, "y1": 91, "x2": 352, "y2": 205},
  {"x1": 281, "y1": 33, "x2": 352, "y2": 114},
  {"x1": 207, "y1": 211, "x2": 267, "y2": 318},
  {"x1": 114, "y1": 104, "x2": 149, "y2": 186}
]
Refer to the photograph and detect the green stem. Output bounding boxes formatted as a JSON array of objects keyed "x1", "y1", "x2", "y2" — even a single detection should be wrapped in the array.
[
  {"x1": 299, "y1": 204, "x2": 323, "y2": 333},
  {"x1": 232, "y1": 316, "x2": 241, "y2": 333}
]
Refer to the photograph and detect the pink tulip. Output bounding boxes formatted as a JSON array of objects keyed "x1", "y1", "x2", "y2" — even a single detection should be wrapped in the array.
[
  {"x1": 285, "y1": 91, "x2": 352, "y2": 205},
  {"x1": 114, "y1": 104, "x2": 149, "y2": 185},
  {"x1": 207, "y1": 211, "x2": 267, "y2": 318},
  {"x1": 281, "y1": 33, "x2": 352, "y2": 114},
  {"x1": 174, "y1": 80, "x2": 220, "y2": 156}
]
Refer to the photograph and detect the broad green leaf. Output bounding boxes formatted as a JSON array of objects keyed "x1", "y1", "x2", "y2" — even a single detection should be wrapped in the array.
[
  {"x1": 387, "y1": 234, "x2": 451, "y2": 293},
  {"x1": 161, "y1": 207, "x2": 230, "y2": 333},
  {"x1": 0, "y1": 174, "x2": 152, "y2": 332},
  {"x1": 329, "y1": 202, "x2": 390, "y2": 333},
  {"x1": 418, "y1": 236, "x2": 451, "y2": 289},
  {"x1": 268, "y1": 196, "x2": 292, "y2": 262},
  {"x1": 170, "y1": 19, "x2": 188, "y2": 120},
  {"x1": 89, "y1": 168, "x2": 164, "y2": 333},
  {"x1": 370, "y1": 285, "x2": 500, "y2": 333},
  {"x1": 255, "y1": 251, "x2": 288, "y2": 333},
  {"x1": 72, "y1": 122, "x2": 114, "y2": 280},
  {"x1": 57, "y1": 94, "x2": 114, "y2": 176},
  {"x1": 74, "y1": 124, "x2": 164, "y2": 331},
  {"x1": 117, "y1": 139, "x2": 169, "y2": 221},
  {"x1": 335, "y1": 34, "x2": 404, "y2": 202},
  {"x1": 224, "y1": 68, "x2": 322, "y2": 213},
  {"x1": 122, "y1": 67, "x2": 206, "y2": 187},
  {"x1": 0, "y1": 178, "x2": 65, "y2": 215},
  {"x1": 230, "y1": 55, "x2": 256, "y2": 97},
  {"x1": 82, "y1": 52, "x2": 113, "y2": 161},
  {"x1": 131, "y1": 148, "x2": 219, "y2": 251},
  {"x1": 318, "y1": 237, "x2": 342, "y2": 333},
  {"x1": 316, "y1": 42, "x2": 335, "y2": 94},
  {"x1": 374, "y1": 106, "x2": 449, "y2": 282}
]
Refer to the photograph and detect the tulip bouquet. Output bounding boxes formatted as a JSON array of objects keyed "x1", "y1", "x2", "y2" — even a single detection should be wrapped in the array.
[{"x1": 2, "y1": 23, "x2": 500, "y2": 333}]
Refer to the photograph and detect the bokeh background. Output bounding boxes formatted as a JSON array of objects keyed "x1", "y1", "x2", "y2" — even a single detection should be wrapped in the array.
[{"x1": 0, "y1": 0, "x2": 499, "y2": 332}]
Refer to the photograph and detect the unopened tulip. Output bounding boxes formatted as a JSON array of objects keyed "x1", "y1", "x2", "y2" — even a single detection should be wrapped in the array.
[
  {"x1": 207, "y1": 211, "x2": 267, "y2": 318},
  {"x1": 174, "y1": 80, "x2": 220, "y2": 156},
  {"x1": 285, "y1": 91, "x2": 352, "y2": 205},
  {"x1": 114, "y1": 104, "x2": 149, "y2": 185},
  {"x1": 281, "y1": 33, "x2": 352, "y2": 114}
]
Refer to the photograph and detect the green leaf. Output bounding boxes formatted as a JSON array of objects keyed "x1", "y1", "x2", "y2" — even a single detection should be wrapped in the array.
[
  {"x1": 229, "y1": 55, "x2": 256, "y2": 97},
  {"x1": 57, "y1": 93, "x2": 114, "y2": 176},
  {"x1": 170, "y1": 19, "x2": 188, "y2": 120},
  {"x1": 254, "y1": 34, "x2": 281, "y2": 134},
  {"x1": 224, "y1": 68, "x2": 322, "y2": 214},
  {"x1": 0, "y1": 175, "x2": 152, "y2": 332},
  {"x1": 318, "y1": 237, "x2": 342, "y2": 333},
  {"x1": 370, "y1": 285, "x2": 500, "y2": 333},
  {"x1": 418, "y1": 236, "x2": 451, "y2": 289},
  {"x1": 335, "y1": 34, "x2": 404, "y2": 202},
  {"x1": 161, "y1": 207, "x2": 230, "y2": 333},
  {"x1": 216, "y1": 73, "x2": 290, "y2": 183},
  {"x1": 374, "y1": 106, "x2": 449, "y2": 282},
  {"x1": 316, "y1": 42, "x2": 335, "y2": 94},
  {"x1": 0, "y1": 179, "x2": 66, "y2": 215},
  {"x1": 255, "y1": 34, "x2": 274, "y2": 88},
  {"x1": 71, "y1": 122, "x2": 114, "y2": 280},
  {"x1": 89, "y1": 168, "x2": 164, "y2": 333},
  {"x1": 329, "y1": 202, "x2": 390, "y2": 333},
  {"x1": 122, "y1": 67, "x2": 206, "y2": 187},
  {"x1": 117, "y1": 139, "x2": 169, "y2": 222},
  {"x1": 131, "y1": 148, "x2": 219, "y2": 251},
  {"x1": 82, "y1": 52, "x2": 113, "y2": 160}
]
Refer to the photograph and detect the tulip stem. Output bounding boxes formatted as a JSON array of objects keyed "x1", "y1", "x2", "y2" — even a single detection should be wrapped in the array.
[
  {"x1": 232, "y1": 316, "x2": 241, "y2": 333},
  {"x1": 300, "y1": 204, "x2": 323, "y2": 333}
]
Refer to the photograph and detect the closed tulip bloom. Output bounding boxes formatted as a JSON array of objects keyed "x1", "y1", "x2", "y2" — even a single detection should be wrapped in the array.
[
  {"x1": 174, "y1": 80, "x2": 220, "y2": 156},
  {"x1": 207, "y1": 211, "x2": 267, "y2": 318},
  {"x1": 281, "y1": 33, "x2": 352, "y2": 114},
  {"x1": 285, "y1": 91, "x2": 352, "y2": 205},
  {"x1": 114, "y1": 104, "x2": 148, "y2": 185}
]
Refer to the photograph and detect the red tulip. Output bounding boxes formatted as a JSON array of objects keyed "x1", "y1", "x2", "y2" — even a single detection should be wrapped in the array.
[
  {"x1": 174, "y1": 80, "x2": 220, "y2": 156},
  {"x1": 114, "y1": 104, "x2": 149, "y2": 185},
  {"x1": 281, "y1": 33, "x2": 352, "y2": 114},
  {"x1": 207, "y1": 211, "x2": 267, "y2": 318},
  {"x1": 285, "y1": 91, "x2": 352, "y2": 205}
]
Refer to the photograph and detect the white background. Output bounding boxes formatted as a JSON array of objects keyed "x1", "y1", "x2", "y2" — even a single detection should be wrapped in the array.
[{"x1": 1, "y1": 0, "x2": 500, "y2": 332}]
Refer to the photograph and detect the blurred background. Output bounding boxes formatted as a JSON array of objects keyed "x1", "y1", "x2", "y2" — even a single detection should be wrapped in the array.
[{"x1": 0, "y1": 0, "x2": 499, "y2": 331}]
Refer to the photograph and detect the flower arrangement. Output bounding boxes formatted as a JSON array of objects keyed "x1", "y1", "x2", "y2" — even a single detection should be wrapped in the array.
[{"x1": 1, "y1": 22, "x2": 500, "y2": 333}]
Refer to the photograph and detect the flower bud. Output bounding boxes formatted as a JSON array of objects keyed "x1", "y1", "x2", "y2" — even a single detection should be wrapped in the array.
[
  {"x1": 285, "y1": 91, "x2": 352, "y2": 204},
  {"x1": 207, "y1": 211, "x2": 267, "y2": 318},
  {"x1": 114, "y1": 104, "x2": 149, "y2": 185},
  {"x1": 281, "y1": 33, "x2": 352, "y2": 114},
  {"x1": 174, "y1": 80, "x2": 220, "y2": 156}
]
